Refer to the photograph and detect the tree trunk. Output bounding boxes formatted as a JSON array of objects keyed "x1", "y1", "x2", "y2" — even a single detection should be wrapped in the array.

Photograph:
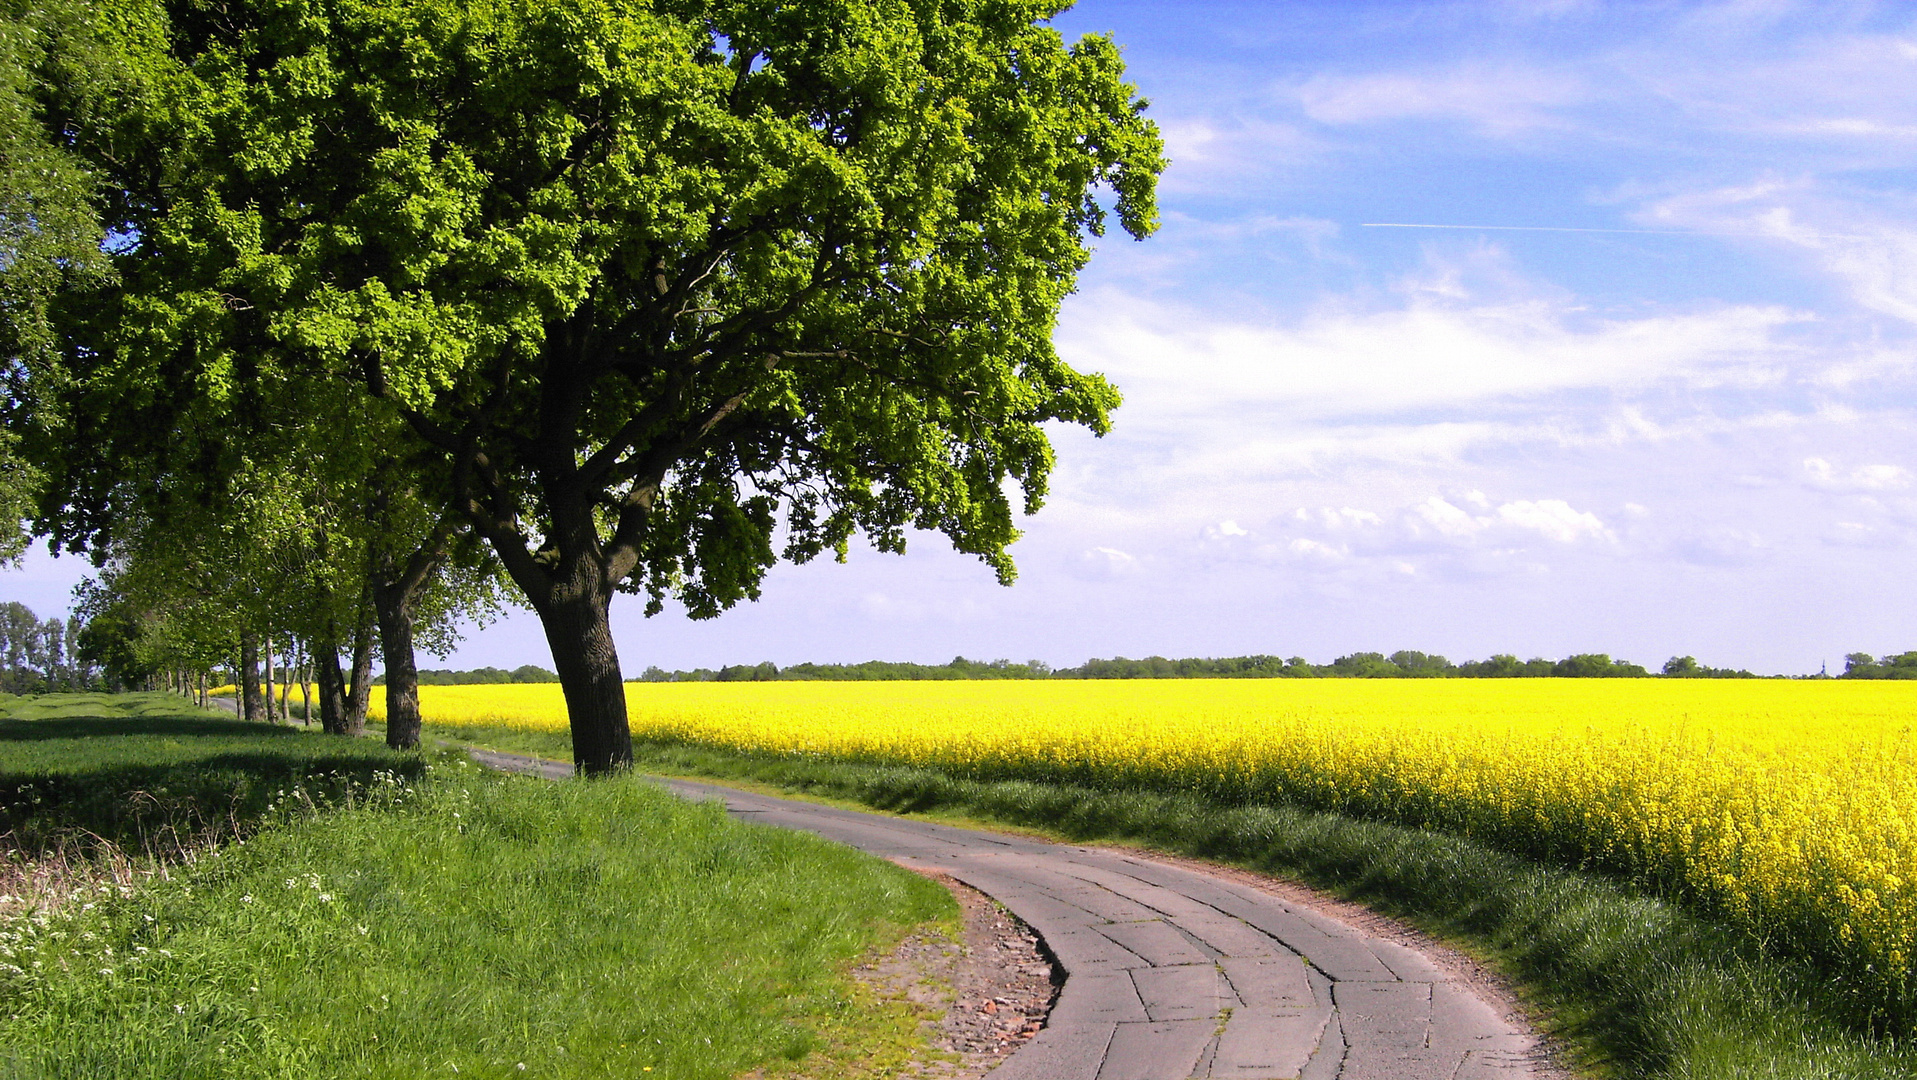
[
  {"x1": 456, "y1": 395, "x2": 632, "y2": 772},
  {"x1": 343, "y1": 600, "x2": 374, "y2": 737},
  {"x1": 264, "y1": 637, "x2": 278, "y2": 724},
  {"x1": 374, "y1": 580, "x2": 423, "y2": 750},
  {"x1": 370, "y1": 526, "x2": 452, "y2": 752},
  {"x1": 537, "y1": 583, "x2": 631, "y2": 775},
  {"x1": 240, "y1": 633, "x2": 264, "y2": 720},
  {"x1": 314, "y1": 636, "x2": 349, "y2": 736},
  {"x1": 298, "y1": 659, "x2": 312, "y2": 724}
]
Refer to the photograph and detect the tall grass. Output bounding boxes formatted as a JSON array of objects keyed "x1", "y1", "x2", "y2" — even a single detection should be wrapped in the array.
[
  {"x1": 1, "y1": 697, "x2": 958, "y2": 1079},
  {"x1": 2, "y1": 692, "x2": 415, "y2": 863}
]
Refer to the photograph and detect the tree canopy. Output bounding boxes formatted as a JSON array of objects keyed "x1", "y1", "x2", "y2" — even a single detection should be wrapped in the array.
[
  {"x1": 0, "y1": 0, "x2": 155, "y2": 561},
  {"x1": 30, "y1": 0, "x2": 1164, "y2": 771}
]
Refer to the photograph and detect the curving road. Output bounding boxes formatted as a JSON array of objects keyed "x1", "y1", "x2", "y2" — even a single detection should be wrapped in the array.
[{"x1": 467, "y1": 750, "x2": 1552, "y2": 1079}]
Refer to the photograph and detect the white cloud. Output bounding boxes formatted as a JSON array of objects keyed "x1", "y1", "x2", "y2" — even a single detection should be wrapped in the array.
[
  {"x1": 1414, "y1": 497, "x2": 1481, "y2": 538},
  {"x1": 1495, "y1": 500, "x2": 1613, "y2": 544},
  {"x1": 1405, "y1": 496, "x2": 1613, "y2": 545},
  {"x1": 1074, "y1": 546, "x2": 1140, "y2": 581},
  {"x1": 1630, "y1": 27, "x2": 1917, "y2": 155},
  {"x1": 856, "y1": 591, "x2": 992, "y2": 624},
  {"x1": 1152, "y1": 115, "x2": 1325, "y2": 196},
  {"x1": 1804, "y1": 457, "x2": 1913, "y2": 491},
  {"x1": 1264, "y1": 491, "x2": 1615, "y2": 576},
  {"x1": 1167, "y1": 490, "x2": 1624, "y2": 588},
  {"x1": 1287, "y1": 537, "x2": 1346, "y2": 562},
  {"x1": 1060, "y1": 278, "x2": 1810, "y2": 430},
  {"x1": 1638, "y1": 181, "x2": 1917, "y2": 328},
  {"x1": 1294, "y1": 67, "x2": 1585, "y2": 134},
  {"x1": 1291, "y1": 507, "x2": 1383, "y2": 530}
]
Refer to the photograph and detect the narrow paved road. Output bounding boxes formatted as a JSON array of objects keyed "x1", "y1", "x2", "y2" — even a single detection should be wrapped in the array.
[{"x1": 468, "y1": 749, "x2": 1552, "y2": 1080}]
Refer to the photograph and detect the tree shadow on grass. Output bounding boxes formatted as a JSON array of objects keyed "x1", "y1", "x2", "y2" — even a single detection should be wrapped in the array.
[
  {"x1": 0, "y1": 715, "x2": 302, "y2": 743},
  {"x1": 3, "y1": 749, "x2": 429, "y2": 857}
]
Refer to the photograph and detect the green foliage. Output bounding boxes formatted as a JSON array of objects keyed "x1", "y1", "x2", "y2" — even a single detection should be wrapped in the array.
[
  {"x1": 72, "y1": 556, "x2": 238, "y2": 690},
  {"x1": 0, "y1": 0, "x2": 144, "y2": 560},
  {"x1": 1060, "y1": 650, "x2": 1659, "y2": 679},
  {"x1": 575, "y1": 649, "x2": 1784, "y2": 682},
  {"x1": 1058, "y1": 654, "x2": 1310, "y2": 679},
  {"x1": 635, "y1": 655, "x2": 1052, "y2": 682},
  {"x1": 1842, "y1": 653, "x2": 1917, "y2": 680},
  {"x1": 0, "y1": 0, "x2": 171, "y2": 563},
  {"x1": 375, "y1": 664, "x2": 557, "y2": 686},
  {"x1": 0, "y1": 0, "x2": 127, "y2": 338},
  {"x1": 36, "y1": 0, "x2": 1161, "y2": 613},
  {"x1": 17, "y1": 0, "x2": 1163, "y2": 765},
  {"x1": 1450, "y1": 654, "x2": 1542, "y2": 677},
  {"x1": 0, "y1": 601, "x2": 90, "y2": 692},
  {"x1": 1662, "y1": 655, "x2": 1759, "y2": 679},
  {"x1": 1549, "y1": 653, "x2": 1650, "y2": 678}
]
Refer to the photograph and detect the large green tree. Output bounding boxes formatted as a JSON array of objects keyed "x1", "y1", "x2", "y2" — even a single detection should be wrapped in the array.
[
  {"x1": 39, "y1": 0, "x2": 1162, "y2": 773},
  {"x1": 0, "y1": 0, "x2": 158, "y2": 561}
]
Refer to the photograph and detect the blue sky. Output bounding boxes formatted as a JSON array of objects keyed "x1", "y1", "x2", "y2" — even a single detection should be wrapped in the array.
[{"x1": 10, "y1": 0, "x2": 1917, "y2": 675}]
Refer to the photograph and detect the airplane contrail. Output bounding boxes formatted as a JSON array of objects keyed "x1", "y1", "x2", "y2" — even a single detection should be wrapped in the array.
[{"x1": 1360, "y1": 222, "x2": 1871, "y2": 241}]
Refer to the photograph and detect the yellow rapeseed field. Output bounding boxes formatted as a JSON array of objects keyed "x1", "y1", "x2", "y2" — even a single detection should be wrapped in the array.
[{"x1": 387, "y1": 678, "x2": 1917, "y2": 1010}]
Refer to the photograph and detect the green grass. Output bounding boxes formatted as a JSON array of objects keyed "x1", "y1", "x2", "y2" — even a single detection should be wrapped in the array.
[
  {"x1": 0, "y1": 696, "x2": 959, "y2": 1079},
  {"x1": 1, "y1": 693, "x2": 417, "y2": 860},
  {"x1": 415, "y1": 727, "x2": 1917, "y2": 1080}
]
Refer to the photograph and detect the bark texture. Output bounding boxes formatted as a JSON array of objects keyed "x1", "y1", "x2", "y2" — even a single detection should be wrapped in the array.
[
  {"x1": 538, "y1": 584, "x2": 631, "y2": 775},
  {"x1": 344, "y1": 602, "x2": 374, "y2": 737},
  {"x1": 314, "y1": 641, "x2": 349, "y2": 736},
  {"x1": 240, "y1": 632, "x2": 264, "y2": 722}
]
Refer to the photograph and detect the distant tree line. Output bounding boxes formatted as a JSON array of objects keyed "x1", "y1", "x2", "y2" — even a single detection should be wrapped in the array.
[
  {"x1": 345, "y1": 649, "x2": 1917, "y2": 686},
  {"x1": 1057, "y1": 651, "x2": 1669, "y2": 679},
  {"x1": 615, "y1": 650, "x2": 1792, "y2": 683},
  {"x1": 138, "y1": 649, "x2": 1914, "y2": 688},
  {"x1": 373, "y1": 665, "x2": 558, "y2": 686},
  {"x1": 1842, "y1": 653, "x2": 1917, "y2": 680},
  {"x1": 634, "y1": 657, "x2": 1053, "y2": 683}
]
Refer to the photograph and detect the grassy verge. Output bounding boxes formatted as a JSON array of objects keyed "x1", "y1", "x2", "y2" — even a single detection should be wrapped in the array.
[
  {"x1": 1, "y1": 696, "x2": 958, "y2": 1079},
  {"x1": 419, "y1": 723, "x2": 1917, "y2": 1080},
  {"x1": 2, "y1": 692, "x2": 415, "y2": 864}
]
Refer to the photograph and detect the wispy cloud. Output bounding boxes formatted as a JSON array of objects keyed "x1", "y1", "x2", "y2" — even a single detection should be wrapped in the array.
[
  {"x1": 1182, "y1": 490, "x2": 1617, "y2": 584},
  {"x1": 1062, "y1": 275, "x2": 1811, "y2": 428},
  {"x1": 1638, "y1": 180, "x2": 1917, "y2": 328},
  {"x1": 1294, "y1": 66, "x2": 1586, "y2": 133},
  {"x1": 1803, "y1": 457, "x2": 1913, "y2": 491}
]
